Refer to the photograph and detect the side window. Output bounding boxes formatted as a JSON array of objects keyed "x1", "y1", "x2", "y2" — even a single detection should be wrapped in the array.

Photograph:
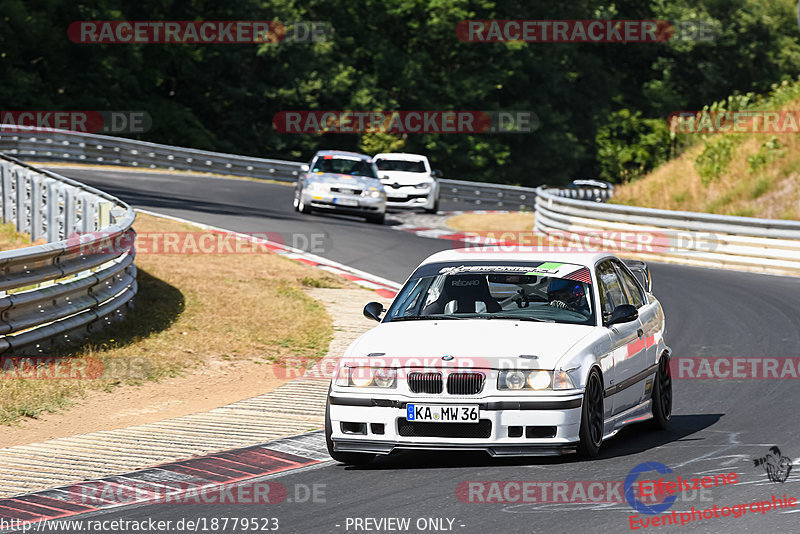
[
  {"x1": 596, "y1": 261, "x2": 629, "y2": 315},
  {"x1": 615, "y1": 263, "x2": 645, "y2": 308}
]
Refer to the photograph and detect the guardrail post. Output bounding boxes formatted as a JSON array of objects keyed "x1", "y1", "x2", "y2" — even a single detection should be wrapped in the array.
[
  {"x1": 46, "y1": 180, "x2": 61, "y2": 242},
  {"x1": 15, "y1": 168, "x2": 27, "y2": 233},
  {"x1": 82, "y1": 194, "x2": 97, "y2": 232},
  {"x1": 98, "y1": 202, "x2": 111, "y2": 229},
  {"x1": 31, "y1": 175, "x2": 44, "y2": 241},
  {"x1": 64, "y1": 187, "x2": 76, "y2": 234},
  {"x1": 0, "y1": 162, "x2": 12, "y2": 223}
]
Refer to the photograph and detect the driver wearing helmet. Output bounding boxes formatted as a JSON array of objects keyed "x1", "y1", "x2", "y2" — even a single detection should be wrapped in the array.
[{"x1": 547, "y1": 278, "x2": 590, "y2": 316}]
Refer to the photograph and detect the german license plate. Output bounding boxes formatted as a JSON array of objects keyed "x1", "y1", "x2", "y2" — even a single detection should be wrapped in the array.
[
  {"x1": 334, "y1": 197, "x2": 358, "y2": 207},
  {"x1": 406, "y1": 404, "x2": 479, "y2": 423}
]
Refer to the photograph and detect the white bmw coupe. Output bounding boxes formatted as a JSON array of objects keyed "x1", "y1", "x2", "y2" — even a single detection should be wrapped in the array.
[{"x1": 325, "y1": 249, "x2": 672, "y2": 464}]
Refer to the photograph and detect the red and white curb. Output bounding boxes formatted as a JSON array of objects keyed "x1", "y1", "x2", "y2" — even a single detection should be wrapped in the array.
[
  {"x1": 389, "y1": 210, "x2": 522, "y2": 246},
  {"x1": 0, "y1": 432, "x2": 328, "y2": 528},
  {"x1": 136, "y1": 209, "x2": 400, "y2": 299}
]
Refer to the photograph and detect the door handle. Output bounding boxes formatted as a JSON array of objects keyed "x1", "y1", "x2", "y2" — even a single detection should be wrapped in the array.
[{"x1": 637, "y1": 328, "x2": 644, "y2": 338}]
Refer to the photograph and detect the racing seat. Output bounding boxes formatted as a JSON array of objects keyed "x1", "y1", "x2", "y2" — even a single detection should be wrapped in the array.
[{"x1": 421, "y1": 274, "x2": 501, "y2": 315}]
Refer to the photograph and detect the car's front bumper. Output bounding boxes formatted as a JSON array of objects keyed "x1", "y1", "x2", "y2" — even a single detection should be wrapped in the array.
[
  {"x1": 303, "y1": 191, "x2": 386, "y2": 215},
  {"x1": 328, "y1": 392, "x2": 583, "y2": 456},
  {"x1": 385, "y1": 194, "x2": 434, "y2": 210}
]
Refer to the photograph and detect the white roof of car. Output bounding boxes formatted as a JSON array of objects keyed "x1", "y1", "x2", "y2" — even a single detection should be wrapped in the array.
[
  {"x1": 419, "y1": 248, "x2": 614, "y2": 269},
  {"x1": 373, "y1": 152, "x2": 429, "y2": 161}
]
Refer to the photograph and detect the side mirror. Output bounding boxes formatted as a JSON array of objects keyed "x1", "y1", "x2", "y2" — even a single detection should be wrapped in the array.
[
  {"x1": 605, "y1": 304, "x2": 638, "y2": 327},
  {"x1": 432, "y1": 169, "x2": 442, "y2": 177},
  {"x1": 300, "y1": 164, "x2": 309, "y2": 172},
  {"x1": 363, "y1": 301, "x2": 385, "y2": 322}
]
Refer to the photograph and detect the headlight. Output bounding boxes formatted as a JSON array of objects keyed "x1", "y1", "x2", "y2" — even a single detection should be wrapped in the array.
[
  {"x1": 498, "y1": 371, "x2": 526, "y2": 390},
  {"x1": 373, "y1": 368, "x2": 396, "y2": 388},
  {"x1": 306, "y1": 181, "x2": 328, "y2": 193},
  {"x1": 498, "y1": 370, "x2": 575, "y2": 390},
  {"x1": 527, "y1": 370, "x2": 551, "y2": 390},
  {"x1": 350, "y1": 367, "x2": 374, "y2": 387},
  {"x1": 362, "y1": 189, "x2": 385, "y2": 198},
  {"x1": 336, "y1": 367, "x2": 396, "y2": 388},
  {"x1": 414, "y1": 183, "x2": 431, "y2": 189}
]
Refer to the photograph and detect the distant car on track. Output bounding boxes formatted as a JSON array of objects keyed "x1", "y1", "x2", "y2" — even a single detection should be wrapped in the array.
[
  {"x1": 568, "y1": 179, "x2": 614, "y2": 190},
  {"x1": 372, "y1": 153, "x2": 441, "y2": 213},
  {"x1": 295, "y1": 150, "x2": 387, "y2": 224},
  {"x1": 325, "y1": 250, "x2": 671, "y2": 464}
]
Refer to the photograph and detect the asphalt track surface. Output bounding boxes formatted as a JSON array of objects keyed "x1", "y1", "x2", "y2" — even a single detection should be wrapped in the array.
[{"x1": 42, "y1": 166, "x2": 800, "y2": 533}]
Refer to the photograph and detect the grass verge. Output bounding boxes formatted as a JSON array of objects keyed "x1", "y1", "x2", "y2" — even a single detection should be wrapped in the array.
[{"x1": 612, "y1": 80, "x2": 800, "y2": 220}]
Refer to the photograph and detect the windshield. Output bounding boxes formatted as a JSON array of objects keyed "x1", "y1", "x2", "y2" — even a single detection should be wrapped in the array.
[
  {"x1": 385, "y1": 261, "x2": 596, "y2": 326},
  {"x1": 374, "y1": 159, "x2": 427, "y2": 173},
  {"x1": 312, "y1": 156, "x2": 377, "y2": 178}
]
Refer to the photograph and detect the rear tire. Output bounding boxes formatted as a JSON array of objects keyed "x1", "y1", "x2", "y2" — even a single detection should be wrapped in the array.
[
  {"x1": 325, "y1": 400, "x2": 375, "y2": 466},
  {"x1": 577, "y1": 369, "x2": 604, "y2": 458},
  {"x1": 650, "y1": 354, "x2": 672, "y2": 430},
  {"x1": 366, "y1": 213, "x2": 385, "y2": 225}
]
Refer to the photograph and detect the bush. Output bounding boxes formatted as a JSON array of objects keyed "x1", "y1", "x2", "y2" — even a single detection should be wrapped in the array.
[{"x1": 596, "y1": 109, "x2": 672, "y2": 184}]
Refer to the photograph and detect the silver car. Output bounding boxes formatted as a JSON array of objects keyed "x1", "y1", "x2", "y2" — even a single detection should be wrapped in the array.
[
  {"x1": 294, "y1": 150, "x2": 387, "y2": 224},
  {"x1": 325, "y1": 251, "x2": 671, "y2": 464}
]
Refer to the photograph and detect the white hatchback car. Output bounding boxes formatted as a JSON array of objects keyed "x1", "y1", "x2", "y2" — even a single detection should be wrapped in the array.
[
  {"x1": 325, "y1": 250, "x2": 672, "y2": 464},
  {"x1": 372, "y1": 153, "x2": 441, "y2": 213}
]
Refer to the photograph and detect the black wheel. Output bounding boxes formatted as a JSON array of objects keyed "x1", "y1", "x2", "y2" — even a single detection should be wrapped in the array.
[
  {"x1": 650, "y1": 354, "x2": 672, "y2": 430},
  {"x1": 424, "y1": 197, "x2": 439, "y2": 214},
  {"x1": 297, "y1": 194, "x2": 312, "y2": 214},
  {"x1": 365, "y1": 213, "x2": 385, "y2": 225},
  {"x1": 325, "y1": 400, "x2": 375, "y2": 466},
  {"x1": 577, "y1": 369, "x2": 604, "y2": 457}
]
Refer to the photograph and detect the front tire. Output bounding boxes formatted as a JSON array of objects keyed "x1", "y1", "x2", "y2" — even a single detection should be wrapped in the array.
[
  {"x1": 325, "y1": 399, "x2": 375, "y2": 466},
  {"x1": 298, "y1": 195, "x2": 312, "y2": 214},
  {"x1": 577, "y1": 369, "x2": 604, "y2": 458},
  {"x1": 650, "y1": 353, "x2": 672, "y2": 430},
  {"x1": 424, "y1": 196, "x2": 439, "y2": 214}
]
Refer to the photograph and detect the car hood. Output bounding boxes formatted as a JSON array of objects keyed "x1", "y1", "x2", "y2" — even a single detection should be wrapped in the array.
[
  {"x1": 379, "y1": 171, "x2": 433, "y2": 186},
  {"x1": 344, "y1": 320, "x2": 598, "y2": 370},
  {"x1": 308, "y1": 172, "x2": 383, "y2": 189}
]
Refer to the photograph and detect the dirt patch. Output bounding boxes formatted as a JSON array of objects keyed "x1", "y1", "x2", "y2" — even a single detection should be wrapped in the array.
[
  {"x1": 446, "y1": 212, "x2": 535, "y2": 233},
  {"x1": 0, "y1": 357, "x2": 285, "y2": 447}
]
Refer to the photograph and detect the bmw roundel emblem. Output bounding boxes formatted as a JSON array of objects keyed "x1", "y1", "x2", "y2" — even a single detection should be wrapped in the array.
[{"x1": 442, "y1": 355, "x2": 454, "y2": 361}]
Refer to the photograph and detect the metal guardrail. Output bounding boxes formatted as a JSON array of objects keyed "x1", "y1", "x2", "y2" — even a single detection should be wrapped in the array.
[
  {"x1": 0, "y1": 153, "x2": 137, "y2": 355},
  {"x1": 0, "y1": 125, "x2": 613, "y2": 210},
  {"x1": 535, "y1": 187, "x2": 800, "y2": 275},
  {"x1": 0, "y1": 125, "x2": 310, "y2": 182}
]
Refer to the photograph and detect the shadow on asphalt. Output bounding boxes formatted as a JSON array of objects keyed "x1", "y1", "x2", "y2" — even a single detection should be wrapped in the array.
[{"x1": 343, "y1": 413, "x2": 723, "y2": 471}]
